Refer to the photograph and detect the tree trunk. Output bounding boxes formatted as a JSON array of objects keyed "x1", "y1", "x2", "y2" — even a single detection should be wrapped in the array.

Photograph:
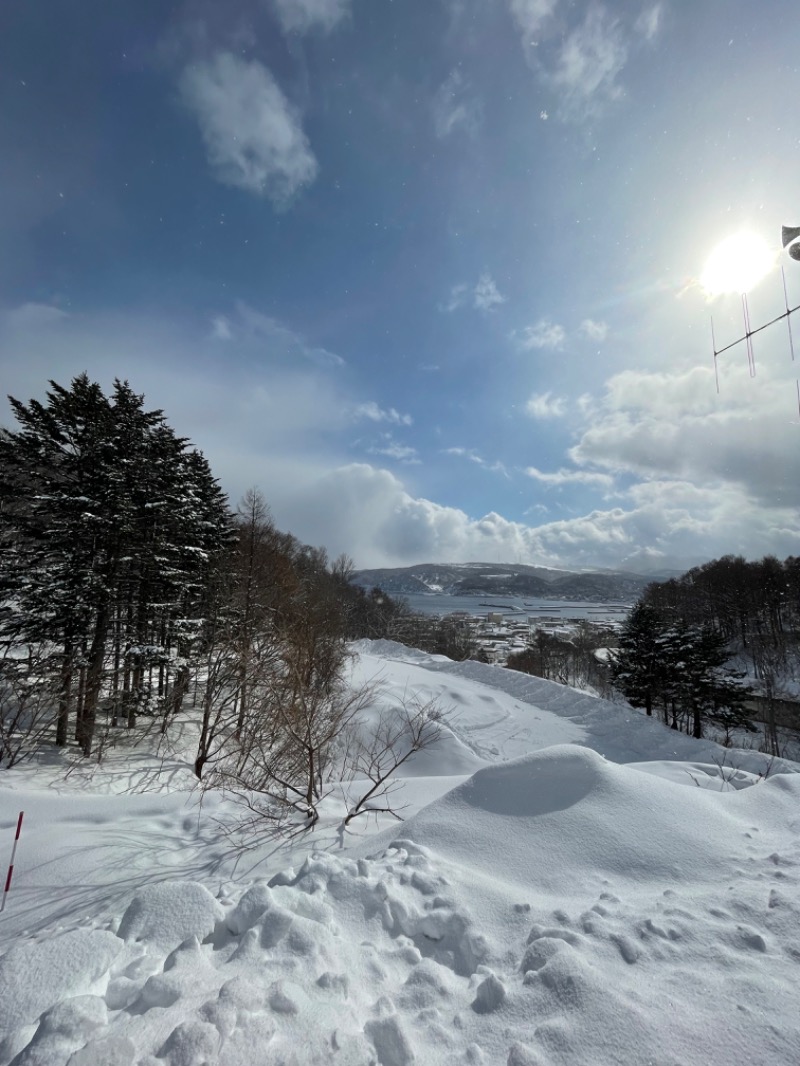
[
  {"x1": 692, "y1": 701, "x2": 702, "y2": 739},
  {"x1": 82, "y1": 602, "x2": 111, "y2": 757},
  {"x1": 111, "y1": 610, "x2": 122, "y2": 728},
  {"x1": 56, "y1": 637, "x2": 73, "y2": 747},
  {"x1": 195, "y1": 668, "x2": 214, "y2": 780},
  {"x1": 75, "y1": 656, "x2": 87, "y2": 745}
]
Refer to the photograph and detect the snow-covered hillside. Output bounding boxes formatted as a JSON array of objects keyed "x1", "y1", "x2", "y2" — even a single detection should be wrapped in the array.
[{"x1": 0, "y1": 641, "x2": 798, "y2": 1066}]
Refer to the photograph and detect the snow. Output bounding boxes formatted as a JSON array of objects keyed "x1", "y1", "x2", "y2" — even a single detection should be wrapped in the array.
[{"x1": 1, "y1": 640, "x2": 799, "y2": 1065}]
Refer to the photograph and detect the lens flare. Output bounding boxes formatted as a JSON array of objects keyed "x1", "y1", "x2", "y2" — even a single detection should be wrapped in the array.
[{"x1": 700, "y1": 232, "x2": 775, "y2": 296}]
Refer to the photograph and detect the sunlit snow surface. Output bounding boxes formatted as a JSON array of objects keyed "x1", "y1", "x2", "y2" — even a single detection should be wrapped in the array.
[{"x1": 0, "y1": 641, "x2": 798, "y2": 1065}]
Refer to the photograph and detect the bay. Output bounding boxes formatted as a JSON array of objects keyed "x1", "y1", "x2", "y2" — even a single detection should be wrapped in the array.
[{"x1": 399, "y1": 592, "x2": 633, "y2": 622}]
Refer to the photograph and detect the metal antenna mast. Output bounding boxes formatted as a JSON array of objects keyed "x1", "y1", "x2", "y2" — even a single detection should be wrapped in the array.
[{"x1": 710, "y1": 225, "x2": 800, "y2": 414}]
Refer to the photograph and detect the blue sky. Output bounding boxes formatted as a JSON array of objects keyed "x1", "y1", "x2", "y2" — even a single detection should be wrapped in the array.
[{"x1": 2, "y1": 0, "x2": 800, "y2": 571}]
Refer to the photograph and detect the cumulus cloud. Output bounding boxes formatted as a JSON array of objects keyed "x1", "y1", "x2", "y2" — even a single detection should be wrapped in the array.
[
  {"x1": 516, "y1": 319, "x2": 566, "y2": 350},
  {"x1": 432, "y1": 70, "x2": 482, "y2": 138},
  {"x1": 5, "y1": 301, "x2": 796, "y2": 573},
  {"x1": 579, "y1": 318, "x2": 608, "y2": 342},
  {"x1": 551, "y1": 359, "x2": 800, "y2": 564},
  {"x1": 525, "y1": 391, "x2": 567, "y2": 418},
  {"x1": 541, "y1": 482, "x2": 800, "y2": 571},
  {"x1": 179, "y1": 52, "x2": 318, "y2": 204},
  {"x1": 279, "y1": 464, "x2": 538, "y2": 566},
  {"x1": 276, "y1": 461, "x2": 794, "y2": 572},
  {"x1": 270, "y1": 0, "x2": 351, "y2": 34},
  {"x1": 354, "y1": 402, "x2": 413, "y2": 426},
  {"x1": 273, "y1": 458, "x2": 800, "y2": 571},
  {"x1": 567, "y1": 363, "x2": 800, "y2": 506}
]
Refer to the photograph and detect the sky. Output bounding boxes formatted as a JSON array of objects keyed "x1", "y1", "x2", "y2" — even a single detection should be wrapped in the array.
[{"x1": 2, "y1": 0, "x2": 800, "y2": 572}]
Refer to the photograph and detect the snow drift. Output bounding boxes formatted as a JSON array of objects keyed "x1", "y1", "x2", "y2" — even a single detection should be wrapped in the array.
[{"x1": 0, "y1": 643, "x2": 798, "y2": 1066}]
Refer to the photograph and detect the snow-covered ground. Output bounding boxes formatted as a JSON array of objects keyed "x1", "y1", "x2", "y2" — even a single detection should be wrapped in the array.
[{"x1": 1, "y1": 640, "x2": 798, "y2": 1066}]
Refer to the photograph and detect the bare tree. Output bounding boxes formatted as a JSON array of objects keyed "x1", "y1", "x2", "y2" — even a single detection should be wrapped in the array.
[
  {"x1": 214, "y1": 667, "x2": 375, "y2": 833},
  {"x1": 342, "y1": 696, "x2": 444, "y2": 826},
  {"x1": 0, "y1": 646, "x2": 59, "y2": 768}
]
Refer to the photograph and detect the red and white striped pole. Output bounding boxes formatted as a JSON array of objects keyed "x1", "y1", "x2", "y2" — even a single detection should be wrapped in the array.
[{"x1": 1, "y1": 811, "x2": 24, "y2": 913}]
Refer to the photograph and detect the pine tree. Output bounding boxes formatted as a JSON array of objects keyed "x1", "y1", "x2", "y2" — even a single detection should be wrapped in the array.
[
  {"x1": 611, "y1": 602, "x2": 665, "y2": 716},
  {"x1": 0, "y1": 375, "x2": 233, "y2": 755},
  {"x1": 611, "y1": 602, "x2": 751, "y2": 740}
]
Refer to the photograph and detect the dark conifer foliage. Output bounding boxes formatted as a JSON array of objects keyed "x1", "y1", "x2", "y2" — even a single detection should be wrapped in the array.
[
  {"x1": 0, "y1": 375, "x2": 233, "y2": 756},
  {"x1": 0, "y1": 377, "x2": 408, "y2": 771},
  {"x1": 608, "y1": 559, "x2": 800, "y2": 742},
  {"x1": 610, "y1": 603, "x2": 666, "y2": 718}
]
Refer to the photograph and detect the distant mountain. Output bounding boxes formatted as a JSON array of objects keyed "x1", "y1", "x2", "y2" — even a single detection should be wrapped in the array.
[{"x1": 351, "y1": 562, "x2": 652, "y2": 602}]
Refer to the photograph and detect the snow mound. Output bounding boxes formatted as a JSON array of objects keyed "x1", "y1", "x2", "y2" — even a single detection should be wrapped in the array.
[
  {"x1": 350, "y1": 638, "x2": 446, "y2": 663},
  {"x1": 1, "y1": 644, "x2": 799, "y2": 1066},
  {"x1": 395, "y1": 743, "x2": 795, "y2": 897},
  {"x1": 0, "y1": 930, "x2": 121, "y2": 1032},
  {"x1": 458, "y1": 745, "x2": 606, "y2": 817},
  {"x1": 117, "y1": 881, "x2": 224, "y2": 953}
]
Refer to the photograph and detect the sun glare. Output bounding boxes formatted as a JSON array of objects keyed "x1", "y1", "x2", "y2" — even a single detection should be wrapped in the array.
[{"x1": 700, "y1": 232, "x2": 776, "y2": 296}]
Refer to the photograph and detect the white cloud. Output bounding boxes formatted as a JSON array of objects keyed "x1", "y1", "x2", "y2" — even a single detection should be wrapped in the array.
[
  {"x1": 279, "y1": 464, "x2": 543, "y2": 565},
  {"x1": 432, "y1": 70, "x2": 482, "y2": 138},
  {"x1": 270, "y1": 0, "x2": 351, "y2": 34},
  {"x1": 440, "y1": 283, "x2": 469, "y2": 313},
  {"x1": 230, "y1": 302, "x2": 344, "y2": 367},
  {"x1": 508, "y1": 0, "x2": 560, "y2": 44},
  {"x1": 525, "y1": 465, "x2": 613, "y2": 489},
  {"x1": 179, "y1": 52, "x2": 318, "y2": 204},
  {"x1": 568, "y1": 362, "x2": 800, "y2": 509},
  {"x1": 473, "y1": 273, "x2": 506, "y2": 312},
  {"x1": 509, "y1": 2, "x2": 659, "y2": 122},
  {"x1": 516, "y1": 319, "x2": 566, "y2": 350},
  {"x1": 441, "y1": 275, "x2": 506, "y2": 313},
  {"x1": 551, "y1": 6, "x2": 628, "y2": 117},
  {"x1": 446, "y1": 447, "x2": 509, "y2": 477},
  {"x1": 368, "y1": 435, "x2": 420, "y2": 464},
  {"x1": 0, "y1": 301, "x2": 354, "y2": 515},
  {"x1": 542, "y1": 481, "x2": 800, "y2": 571},
  {"x1": 210, "y1": 315, "x2": 232, "y2": 340},
  {"x1": 579, "y1": 318, "x2": 608, "y2": 342},
  {"x1": 6, "y1": 301, "x2": 797, "y2": 573},
  {"x1": 472, "y1": 456, "x2": 502, "y2": 472},
  {"x1": 5, "y1": 302, "x2": 69, "y2": 328},
  {"x1": 354, "y1": 402, "x2": 413, "y2": 427},
  {"x1": 273, "y1": 457, "x2": 800, "y2": 571},
  {"x1": 635, "y1": 4, "x2": 663, "y2": 42},
  {"x1": 525, "y1": 391, "x2": 567, "y2": 419}
]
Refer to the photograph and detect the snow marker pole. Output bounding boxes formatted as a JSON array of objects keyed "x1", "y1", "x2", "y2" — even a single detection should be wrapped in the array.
[{"x1": 1, "y1": 811, "x2": 24, "y2": 913}]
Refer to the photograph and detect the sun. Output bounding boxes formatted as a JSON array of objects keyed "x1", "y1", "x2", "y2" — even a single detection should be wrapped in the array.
[{"x1": 700, "y1": 231, "x2": 776, "y2": 296}]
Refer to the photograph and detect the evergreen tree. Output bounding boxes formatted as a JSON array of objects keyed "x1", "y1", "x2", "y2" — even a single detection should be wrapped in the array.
[
  {"x1": 610, "y1": 602, "x2": 665, "y2": 716},
  {"x1": 611, "y1": 602, "x2": 751, "y2": 739},
  {"x1": 0, "y1": 375, "x2": 233, "y2": 755}
]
